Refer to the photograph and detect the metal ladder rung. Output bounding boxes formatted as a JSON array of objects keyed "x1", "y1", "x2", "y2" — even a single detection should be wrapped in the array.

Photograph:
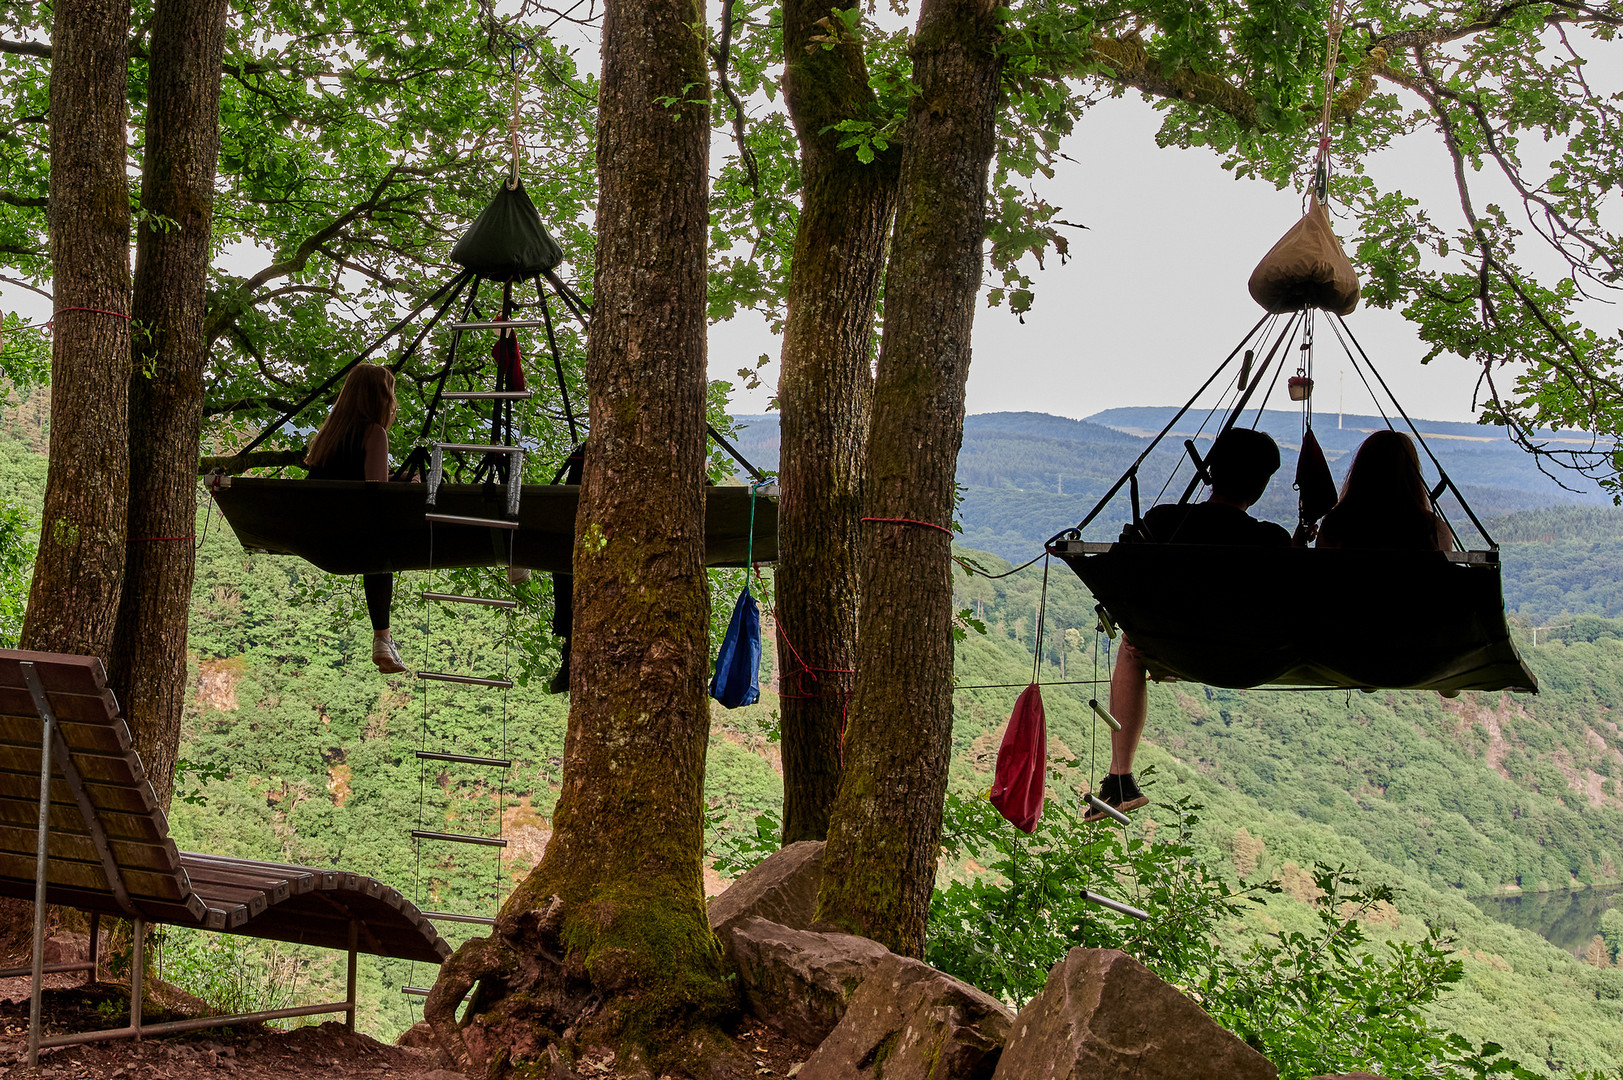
[
  {"x1": 411, "y1": 829, "x2": 508, "y2": 848},
  {"x1": 424, "y1": 513, "x2": 520, "y2": 530},
  {"x1": 449, "y1": 319, "x2": 550, "y2": 331},
  {"x1": 401, "y1": 986, "x2": 432, "y2": 997},
  {"x1": 422, "y1": 591, "x2": 518, "y2": 609},
  {"x1": 416, "y1": 671, "x2": 514, "y2": 688},
  {"x1": 431, "y1": 442, "x2": 523, "y2": 454},
  {"x1": 416, "y1": 750, "x2": 513, "y2": 768},
  {"x1": 421, "y1": 911, "x2": 498, "y2": 926},
  {"x1": 440, "y1": 390, "x2": 533, "y2": 401}
]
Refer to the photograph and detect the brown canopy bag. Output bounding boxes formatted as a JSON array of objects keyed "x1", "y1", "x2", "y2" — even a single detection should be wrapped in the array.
[{"x1": 1248, "y1": 197, "x2": 1360, "y2": 315}]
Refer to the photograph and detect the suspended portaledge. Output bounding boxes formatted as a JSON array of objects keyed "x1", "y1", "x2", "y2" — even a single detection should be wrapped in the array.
[
  {"x1": 1051, "y1": 541, "x2": 1536, "y2": 693},
  {"x1": 1044, "y1": 303, "x2": 1538, "y2": 696},
  {"x1": 211, "y1": 478, "x2": 779, "y2": 575}
]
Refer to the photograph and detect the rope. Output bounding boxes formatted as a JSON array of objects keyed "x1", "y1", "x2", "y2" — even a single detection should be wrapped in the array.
[
  {"x1": 1313, "y1": 0, "x2": 1349, "y2": 203},
  {"x1": 47, "y1": 306, "x2": 131, "y2": 328},
  {"x1": 953, "y1": 550, "x2": 1045, "y2": 579},
  {"x1": 1030, "y1": 555, "x2": 1051, "y2": 686},
  {"x1": 862, "y1": 516, "x2": 953, "y2": 537},
  {"x1": 954, "y1": 679, "x2": 1106, "y2": 691},
  {"x1": 506, "y1": 45, "x2": 526, "y2": 190},
  {"x1": 772, "y1": 613, "x2": 854, "y2": 763}
]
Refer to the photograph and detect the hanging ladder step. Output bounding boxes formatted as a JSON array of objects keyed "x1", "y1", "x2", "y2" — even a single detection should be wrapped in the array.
[
  {"x1": 431, "y1": 442, "x2": 524, "y2": 454},
  {"x1": 401, "y1": 986, "x2": 432, "y2": 997},
  {"x1": 416, "y1": 750, "x2": 514, "y2": 768},
  {"x1": 450, "y1": 318, "x2": 550, "y2": 332},
  {"x1": 416, "y1": 671, "x2": 514, "y2": 688},
  {"x1": 411, "y1": 829, "x2": 509, "y2": 848},
  {"x1": 420, "y1": 911, "x2": 498, "y2": 926},
  {"x1": 440, "y1": 390, "x2": 534, "y2": 401},
  {"x1": 422, "y1": 591, "x2": 518, "y2": 609},
  {"x1": 424, "y1": 513, "x2": 520, "y2": 530}
]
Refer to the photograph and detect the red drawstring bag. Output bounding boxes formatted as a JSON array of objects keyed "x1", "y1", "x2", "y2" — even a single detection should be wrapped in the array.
[
  {"x1": 493, "y1": 327, "x2": 526, "y2": 392},
  {"x1": 990, "y1": 683, "x2": 1047, "y2": 834}
]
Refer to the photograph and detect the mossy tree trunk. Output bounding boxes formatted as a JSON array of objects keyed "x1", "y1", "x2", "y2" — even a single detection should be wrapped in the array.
[
  {"x1": 425, "y1": 0, "x2": 731, "y2": 1069},
  {"x1": 813, "y1": 0, "x2": 1002, "y2": 957},
  {"x1": 774, "y1": 0, "x2": 899, "y2": 844},
  {"x1": 107, "y1": 0, "x2": 229, "y2": 813},
  {"x1": 20, "y1": 0, "x2": 132, "y2": 656}
]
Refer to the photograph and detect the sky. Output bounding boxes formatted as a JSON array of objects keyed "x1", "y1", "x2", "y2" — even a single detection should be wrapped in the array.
[{"x1": 712, "y1": 92, "x2": 1510, "y2": 426}]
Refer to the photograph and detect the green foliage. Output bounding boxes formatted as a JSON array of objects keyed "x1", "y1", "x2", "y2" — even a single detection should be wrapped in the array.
[{"x1": 0, "y1": 496, "x2": 31, "y2": 647}]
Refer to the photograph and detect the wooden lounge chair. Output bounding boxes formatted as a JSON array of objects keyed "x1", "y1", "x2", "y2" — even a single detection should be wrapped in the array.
[{"x1": 0, "y1": 648, "x2": 451, "y2": 1062}]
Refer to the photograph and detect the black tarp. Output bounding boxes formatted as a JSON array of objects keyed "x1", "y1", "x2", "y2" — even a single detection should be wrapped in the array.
[
  {"x1": 211, "y1": 479, "x2": 777, "y2": 574},
  {"x1": 450, "y1": 180, "x2": 564, "y2": 278},
  {"x1": 1053, "y1": 542, "x2": 1536, "y2": 694}
]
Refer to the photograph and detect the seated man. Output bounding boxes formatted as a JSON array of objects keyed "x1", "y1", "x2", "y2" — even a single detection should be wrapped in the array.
[{"x1": 1087, "y1": 427, "x2": 1291, "y2": 821}]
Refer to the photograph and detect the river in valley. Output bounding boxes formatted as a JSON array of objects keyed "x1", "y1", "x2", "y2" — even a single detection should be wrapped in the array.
[{"x1": 1471, "y1": 884, "x2": 1623, "y2": 956}]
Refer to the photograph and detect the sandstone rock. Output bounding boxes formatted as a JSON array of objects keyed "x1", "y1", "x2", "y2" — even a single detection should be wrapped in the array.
[
  {"x1": 798, "y1": 952, "x2": 1013, "y2": 1080},
  {"x1": 991, "y1": 948, "x2": 1276, "y2": 1080},
  {"x1": 43, "y1": 932, "x2": 87, "y2": 966},
  {"x1": 395, "y1": 1020, "x2": 436, "y2": 1049},
  {"x1": 708, "y1": 841, "x2": 825, "y2": 942},
  {"x1": 728, "y1": 916, "x2": 890, "y2": 1044}
]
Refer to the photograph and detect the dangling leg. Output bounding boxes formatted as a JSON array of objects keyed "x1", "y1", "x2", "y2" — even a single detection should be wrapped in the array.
[
  {"x1": 1086, "y1": 636, "x2": 1150, "y2": 820},
  {"x1": 366, "y1": 573, "x2": 407, "y2": 674}
]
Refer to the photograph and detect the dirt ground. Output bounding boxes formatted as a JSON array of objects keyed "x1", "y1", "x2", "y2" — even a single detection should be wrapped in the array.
[{"x1": 0, "y1": 983, "x2": 814, "y2": 1080}]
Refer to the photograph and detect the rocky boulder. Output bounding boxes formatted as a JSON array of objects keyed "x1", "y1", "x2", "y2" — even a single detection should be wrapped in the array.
[
  {"x1": 727, "y1": 916, "x2": 890, "y2": 1045},
  {"x1": 991, "y1": 948, "x2": 1276, "y2": 1080},
  {"x1": 798, "y1": 952, "x2": 1013, "y2": 1080},
  {"x1": 708, "y1": 840, "x2": 825, "y2": 942}
]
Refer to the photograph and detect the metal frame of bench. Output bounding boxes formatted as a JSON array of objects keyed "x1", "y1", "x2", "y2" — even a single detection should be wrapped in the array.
[{"x1": 0, "y1": 649, "x2": 452, "y2": 1065}]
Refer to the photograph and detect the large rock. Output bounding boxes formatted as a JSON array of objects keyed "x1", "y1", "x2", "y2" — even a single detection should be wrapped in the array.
[
  {"x1": 727, "y1": 916, "x2": 890, "y2": 1044},
  {"x1": 991, "y1": 948, "x2": 1277, "y2": 1080},
  {"x1": 798, "y1": 953, "x2": 1013, "y2": 1080},
  {"x1": 708, "y1": 840, "x2": 825, "y2": 941}
]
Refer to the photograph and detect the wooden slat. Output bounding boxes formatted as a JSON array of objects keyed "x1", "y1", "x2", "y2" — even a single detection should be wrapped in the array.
[
  {"x1": 0, "y1": 745, "x2": 145, "y2": 785},
  {"x1": 0, "y1": 651, "x2": 107, "y2": 696},
  {"x1": 0, "y1": 824, "x2": 180, "y2": 871},
  {"x1": 0, "y1": 796, "x2": 167, "y2": 844},
  {"x1": 0, "y1": 852, "x2": 190, "y2": 902},
  {"x1": 181, "y1": 854, "x2": 316, "y2": 894},
  {"x1": 0, "y1": 877, "x2": 208, "y2": 923},
  {"x1": 0, "y1": 691, "x2": 120, "y2": 726},
  {"x1": 188, "y1": 879, "x2": 268, "y2": 918},
  {"x1": 0, "y1": 771, "x2": 156, "y2": 814},
  {"x1": 184, "y1": 863, "x2": 291, "y2": 905},
  {"x1": 0, "y1": 712, "x2": 128, "y2": 749}
]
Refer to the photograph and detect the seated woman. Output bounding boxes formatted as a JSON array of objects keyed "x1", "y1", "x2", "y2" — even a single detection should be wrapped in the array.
[
  {"x1": 305, "y1": 364, "x2": 407, "y2": 674},
  {"x1": 1317, "y1": 429, "x2": 1454, "y2": 551}
]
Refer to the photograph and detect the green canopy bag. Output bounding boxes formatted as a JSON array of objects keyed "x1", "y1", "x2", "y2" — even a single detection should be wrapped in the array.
[{"x1": 450, "y1": 179, "x2": 564, "y2": 278}]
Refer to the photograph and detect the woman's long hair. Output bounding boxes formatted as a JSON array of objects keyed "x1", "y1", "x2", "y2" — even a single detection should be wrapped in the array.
[
  {"x1": 305, "y1": 364, "x2": 397, "y2": 468},
  {"x1": 1320, "y1": 429, "x2": 1438, "y2": 548}
]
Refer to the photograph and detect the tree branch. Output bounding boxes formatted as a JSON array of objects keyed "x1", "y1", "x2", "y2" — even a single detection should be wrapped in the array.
[{"x1": 199, "y1": 448, "x2": 309, "y2": 474}]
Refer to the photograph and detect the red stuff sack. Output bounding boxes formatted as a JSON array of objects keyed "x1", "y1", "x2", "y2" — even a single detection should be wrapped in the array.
[{"x1": 990, "y1": 683, "x2": 1047, "y2": 834}]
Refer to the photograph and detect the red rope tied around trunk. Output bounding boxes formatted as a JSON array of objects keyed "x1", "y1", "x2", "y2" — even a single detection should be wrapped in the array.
[
  {"x1": 861, "y1": 516, "x2": 953, "y2": 536},
  {"x1": 772, "y1": 612, "x2": 855, "y2": 764},
  {"x1": 47, "y1": 306, "x2": 132, "y2": 329}
]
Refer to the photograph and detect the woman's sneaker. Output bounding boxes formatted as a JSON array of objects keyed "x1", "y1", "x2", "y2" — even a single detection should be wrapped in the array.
[
  {"x1": 373, "y1": 637, "x2": 408, "y2": 674},
  {"x1": 1084, "y1": 772, "x2": 1149, "y2": 822}
]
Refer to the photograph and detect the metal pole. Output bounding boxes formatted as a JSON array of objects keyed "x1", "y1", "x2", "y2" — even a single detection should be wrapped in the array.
[
  {"x1": 22, "y1": 661, "x2": 53, "y2": 1069},
  {"x1": 345, "y1": 921, "x2": 358, "y2": 1032},
  {"x1": 130, "y1": 917, "x2": 144, "y2": 1041}
]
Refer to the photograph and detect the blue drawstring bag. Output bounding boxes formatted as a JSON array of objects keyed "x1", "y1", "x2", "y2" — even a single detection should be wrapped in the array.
[{"x1": 710, "y1": 586, "x2": 761, "y2": 709}]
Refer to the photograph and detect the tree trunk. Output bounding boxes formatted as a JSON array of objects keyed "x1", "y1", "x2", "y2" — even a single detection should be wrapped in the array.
[
  {"x1": 813, "y1": 0, "x2": 1002, "y2": 958},
  {"x1": 107, "y1": 0, "x2": 229, "y2": 813},
  {"x1": 774, "y1": 0, "x2": 898, "y2": 844},
  {"x1": 20, "y1": 0, "x2": 132, "y2": 656},
  {"x1": 426, "y1": 0, "x2": 730, "y2": 1067}
]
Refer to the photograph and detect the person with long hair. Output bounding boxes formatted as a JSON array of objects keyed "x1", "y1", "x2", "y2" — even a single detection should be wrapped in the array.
[
  {"x1": 1317, "y1": 429, "x2": 1454, "y2": 551},
  {"x1": 305, "y1": 364, "x2": 407, "y2": 674}
]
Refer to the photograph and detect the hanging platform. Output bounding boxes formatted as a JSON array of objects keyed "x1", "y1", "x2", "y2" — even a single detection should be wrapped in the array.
[
  {"x1": 210, "y1": 478, "x2": 778, "y2": 575},
  {"x1": 1051, "y1": 540, "x2": 1537, "y2": 694}
]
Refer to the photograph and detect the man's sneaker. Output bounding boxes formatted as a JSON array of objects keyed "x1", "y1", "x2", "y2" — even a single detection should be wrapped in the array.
[
  {"x1": 372, "y1": 637, "x2": 408, "y2": 674},
  {"x1": 1084, "y1": 772, "x2": 1149, "y2": 822}
]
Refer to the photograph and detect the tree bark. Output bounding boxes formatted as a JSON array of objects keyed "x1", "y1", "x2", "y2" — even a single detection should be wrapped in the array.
[
  {"x1": 813, "y1": 0, "x2": 1002, "y2": 958},
  {"x1": 20, "y1": 0, "x2": 132, "y2": 656},
  {"x1": 105, "y1": 0, "x2": 229, "y2": 813},
  {"x1": 773, "y1": 0, "x2": 898, "y2": 844},
  {"x1": 428, "y1": 0, "x2": 729, "y2": 1065}
]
